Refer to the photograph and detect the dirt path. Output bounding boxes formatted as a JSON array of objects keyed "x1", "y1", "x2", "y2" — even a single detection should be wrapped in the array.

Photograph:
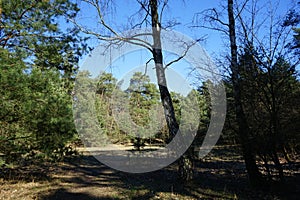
[{"x1": 0, "y1": 145, "x2": 299, "y2": 200}]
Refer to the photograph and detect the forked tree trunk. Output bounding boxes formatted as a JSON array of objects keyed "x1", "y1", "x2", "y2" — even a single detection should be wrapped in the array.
[{"x1": 227, "y1": 0, "x2": 262, "y2": 186}]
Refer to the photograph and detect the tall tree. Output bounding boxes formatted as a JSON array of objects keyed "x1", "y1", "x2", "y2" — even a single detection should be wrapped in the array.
[
  {"x1": 238, "y1": 49, "x2": 299, "y2": 180},
  {"x1": 234, "y1": 0, "x2": 299, "y2": 182},
  {"x1": 149, "y1": 0, "x2": 179, "y2": 140},
  {"x1": 0, "y1": 49, "x2": 77, "y2": 164},
  {"x1": 126, "y1": 72, "x2": 160, "y2": 150},
  {"x1": 95, "y1": 72, "x2": 122, "y2": 142},
  {"x1": 72, "y1": 0, "x2": 196, "y2": 180},
  {"x1": 195, "y1": 0, "x2": 298, "y2": 185},
  {"x1": 0, "y1": 0, "x2": 86, "y2": 165},
  {"x1": 227, "y1": 0, "x2": 262, "y2": 186}
]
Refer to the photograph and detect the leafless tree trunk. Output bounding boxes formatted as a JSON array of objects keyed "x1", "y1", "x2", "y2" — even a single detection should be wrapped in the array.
[
  {"x1": 227, "y1": 0, "x2": 262, "y2": 186},
  {"x1": 150, "y1": 0, "x2": 179, "y2": 140},
  {"x1": 72, "y1": 0, "x2": 194, "y2": 181},
  {"x1": 234, "y1": 0, "x2": 298, "y2": 182},
  {"x1": 150, "y1": 0, "x2": 193, "y2": 181}
]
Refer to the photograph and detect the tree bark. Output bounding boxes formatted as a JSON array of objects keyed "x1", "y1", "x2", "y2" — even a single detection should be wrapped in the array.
[
  {"x1": 150, "y1": 0, "x2": 192, "y2": 181},
  {"x1": 227, "y1": 0, "x2": 262, "y2": 186},
  {"x1": 150, "y1": 0, "x2": 179, "y2": 140}
]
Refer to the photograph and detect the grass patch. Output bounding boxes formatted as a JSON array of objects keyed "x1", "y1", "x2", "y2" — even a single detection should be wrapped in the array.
[{"x1": 0, "y1": 145, "x2": 299, "y2": 199}]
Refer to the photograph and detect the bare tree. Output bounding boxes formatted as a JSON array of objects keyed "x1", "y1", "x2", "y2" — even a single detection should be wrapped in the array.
[
  {"x1": 72, "y1": 0, "x2": 198, "y2": 180},
  {"x1": 234, "y1": 0, "x2": 299, "y2": 182},
  {"x1": 227, "y1": 0, "x2": 262, "y2": 186},
  {"x1": 193, "y1": 0, "x2": 298, "y2": 184},
  {"x1": 192, "y1": 0, "x2": 262, "y2": 185}
]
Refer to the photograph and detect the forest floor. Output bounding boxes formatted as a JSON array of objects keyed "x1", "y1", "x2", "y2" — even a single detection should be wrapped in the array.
[{"x1": 0, "y1": 145, "x2": 299, "y2": 200}]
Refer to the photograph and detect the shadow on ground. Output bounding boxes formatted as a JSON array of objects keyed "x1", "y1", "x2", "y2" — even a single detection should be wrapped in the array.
[{"x1": 1, "y1": 146, "x2": 299, "y2": 199}]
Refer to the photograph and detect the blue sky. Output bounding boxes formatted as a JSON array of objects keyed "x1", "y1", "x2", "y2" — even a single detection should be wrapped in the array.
[
  {"x1": 75, "y1": 0, "x2": 298, "y2": 94},
  {"x1": 76, "y1": 0, "x2": 222, "y2": 54},
  {"x1": 76, "y1": 0, "x2": 294, "y2": 54}
]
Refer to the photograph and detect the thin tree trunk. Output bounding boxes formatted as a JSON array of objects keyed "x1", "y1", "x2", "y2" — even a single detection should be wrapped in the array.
[
  {"x1": 272, "y1": 150, "x2": 284, "y2": 182},
  {"x1": 259, "y1": 153, "x2": 271, "y2": 178},
  {"x1": 150, "y1": 0, "x2": 179, "y2": 140},
  {"x1": 227, "y1": 0, "x2": 262, "y2": 186},
  {"x1": 150, "y1": 0, "x2": 192, "y2": 181},
  {"x1": 282, "y1": 146, "x2": 292, "y2": 164}
]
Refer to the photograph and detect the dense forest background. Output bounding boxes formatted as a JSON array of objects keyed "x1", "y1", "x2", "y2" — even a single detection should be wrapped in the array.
[{"x1": 0, "y1": 0, "x2": 299, "y2": 199}]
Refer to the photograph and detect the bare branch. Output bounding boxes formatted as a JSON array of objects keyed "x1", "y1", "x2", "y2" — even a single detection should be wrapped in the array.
[
  {"x1": 236, "y1": 4, "x2": 252, "y2": 47},
  {"x1": 234, "y1": 0, "x2": 296, "y2": 70},
  {"x1": 235, "y1": 0, "x2": 249, "y2": 20},
  {"x1": 163, "y1": 20, "x2": 181, "y2": 30},
  {"x1": 84, "y1": 0, "x2": 119, "y2": 36},
  {"x1": 191, "y1": 8, "x2": 229, "y2": 34},
  {"x1": 132, "y1": 0, "x2": 151, "y2": 28},
  {"x1": 209, "y1": 8, "x2": 229, "y2": 27},
  {"x1": 143, "y1": 58, "x2": 154, "y2": 75},
  {"x1": 131, "y1": 32, "x2": 153, "y2": 38},
  {"x1": 195, "y1": 8, "x2": 229, "y2": 27},
  {"x1": 164, "y1": 38, "x2": 202, "y2": 69},
  {"x1": 132, "y1": 11, "x2": 150, "y2": 29},
  {"x1": 136, "y1": 0, "x2": 150, "y2": 13},
  {"x1": 69, "y1": 0, "x2": 154, "y2": 52},
  {"x1": 122, "y1": 36, "x2": 153, "y2": 52},
  {"x1": 190, "y1": 25, "x2": 229, "y2": 35},
  {"x1": 160, "y1": 0, "x2": 168, "y2": 23}
]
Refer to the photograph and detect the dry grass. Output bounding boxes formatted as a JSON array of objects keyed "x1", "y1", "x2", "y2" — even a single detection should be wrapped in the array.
[{"x1": 0, "y1": 145, "x2": 299, "y2": 200}]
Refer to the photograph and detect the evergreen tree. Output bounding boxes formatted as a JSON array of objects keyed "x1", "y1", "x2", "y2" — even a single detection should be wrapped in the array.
[
  {"x1": 0, "y1": 49, "x2": 77, "y2": 164},
  {"x1": 0, "y1": 0, "x2": 86, "y2": 165},
  {"x1": 125, "y1": 72, "x2": 160, "y2": 150},
  {"x1": 236, "y1": 45, "x2": 299, "y2": 180},
  {"x1": 283, "y1": 2, "x2": 300, "y2": 56},
  {"x1": 95, "y1": 72, "x2": 126, "y2": 143},
  {"x1": 0, "y1": 0, "x2": 87, "y2": 78}
]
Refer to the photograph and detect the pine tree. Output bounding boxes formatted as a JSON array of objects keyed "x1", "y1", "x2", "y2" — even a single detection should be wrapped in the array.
[
  {"x1": 0, "y1": 0, "x2": 86, "y2": 165},
  {"x1": 125, "y1": 72, "x2": 160, "y2": 150},
  {"x1": 0, "y1": 0, "x2": 87, "y2": 78}
]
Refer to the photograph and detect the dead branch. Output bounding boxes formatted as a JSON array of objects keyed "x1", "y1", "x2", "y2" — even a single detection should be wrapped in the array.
[{"x1": 164, "y1": 38, "x2": 201, "y2": 69}]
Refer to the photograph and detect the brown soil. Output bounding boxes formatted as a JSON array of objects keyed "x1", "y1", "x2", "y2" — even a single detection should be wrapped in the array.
[{"x1": 0, "y1": 145, "x2": 299, "y2": 200}]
